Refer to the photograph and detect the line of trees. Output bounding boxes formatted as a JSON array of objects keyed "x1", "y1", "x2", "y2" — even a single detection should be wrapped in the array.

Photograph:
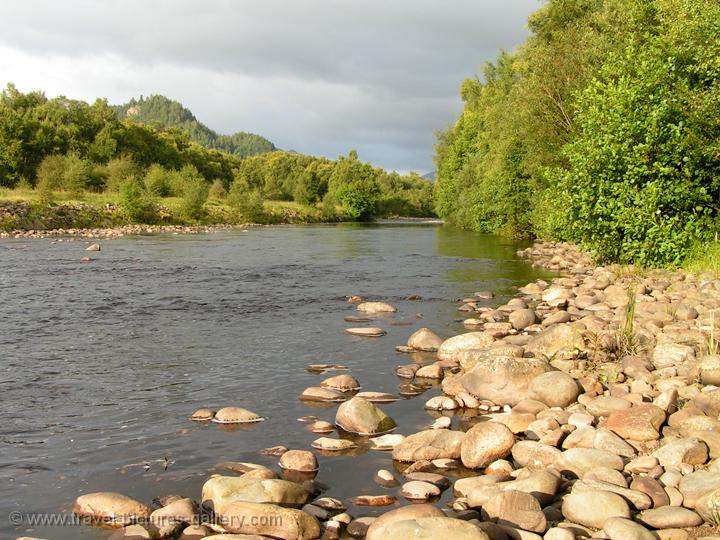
[
  {"x1": 0, "y1": 84, "x2": 434, "y2": 223},
  {"x1": 434, "y1": 0, "x2": 720, "y2": 266}
]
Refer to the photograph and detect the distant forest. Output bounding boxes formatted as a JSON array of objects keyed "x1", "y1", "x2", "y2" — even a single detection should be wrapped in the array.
[{"x1": 113, "y1": 95, "x2": 276, "y2": 158}]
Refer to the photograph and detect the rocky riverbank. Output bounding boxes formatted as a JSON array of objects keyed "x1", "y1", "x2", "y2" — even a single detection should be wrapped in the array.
[
  {"x1": 28, "y1": 241, "x2": 720, "y2": 539},
  {"x1": 0, "y1": 223, "x2": 253, "y2": 240}
]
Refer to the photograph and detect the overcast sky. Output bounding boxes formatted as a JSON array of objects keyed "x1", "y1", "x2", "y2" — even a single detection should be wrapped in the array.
[{"x1": 0, "y1": 0, "x2": 539, "y2": 173}]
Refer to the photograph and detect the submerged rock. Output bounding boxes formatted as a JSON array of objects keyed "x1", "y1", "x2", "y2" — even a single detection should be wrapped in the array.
[
  {"x1": 299, "y1": 387, "x2": 347, "y2": 402},
  {"x1": 190, "y1": 408, "x2": 215, "y2": 421},
  {"x1": 311, "y1": 437, "x2": 357, "y2": 451},
  {"x1": 345, "y1": 327, "x2": 387, "y2": 337}
]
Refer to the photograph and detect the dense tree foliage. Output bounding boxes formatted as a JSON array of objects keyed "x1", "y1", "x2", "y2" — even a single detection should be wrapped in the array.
[
  {"x1": 0, "y1": 85, "x2": 434, "y2": 223},
  {"x1": 113, "y1": 95, "x2": 276, "y2": 158},
  {"x1": 435, "y1": 0, "x2": 720, "y2": 265}
]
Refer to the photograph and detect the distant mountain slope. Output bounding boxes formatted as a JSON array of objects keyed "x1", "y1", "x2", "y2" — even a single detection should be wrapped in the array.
[
  {"x1": 422, "y1": 171, "x2": 436, "y2": 181},
  {"x1": 113, "y1": 95, "x2": 276, "y2": 158}
]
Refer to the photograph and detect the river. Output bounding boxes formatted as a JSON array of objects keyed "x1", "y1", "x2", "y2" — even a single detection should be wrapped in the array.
[{"x1": 0, "y1": 222, "x2": 553, "y2": 539}]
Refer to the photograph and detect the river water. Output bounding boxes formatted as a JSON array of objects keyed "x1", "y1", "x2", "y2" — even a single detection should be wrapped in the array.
[{"x1": 0, "y1": 222, "x2": 552, "y2": 539}]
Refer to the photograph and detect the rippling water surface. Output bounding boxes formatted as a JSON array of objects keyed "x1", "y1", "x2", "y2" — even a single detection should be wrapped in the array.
[{"x1": 0, "y1": 222, "x2": 553, "y2": 538}]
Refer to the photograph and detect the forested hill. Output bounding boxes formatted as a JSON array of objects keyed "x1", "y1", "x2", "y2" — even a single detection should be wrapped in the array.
[
  {"x1": 434, "y1": 0, "x2": 720, "y2": 267},
  {"x1": 113, "y1": 95, "x2": 276, "y2": 158}
]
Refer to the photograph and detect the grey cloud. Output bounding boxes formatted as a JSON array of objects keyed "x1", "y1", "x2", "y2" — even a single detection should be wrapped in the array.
[{"x1": 1, "y1": 0, "x2": 539, "y2": 171}]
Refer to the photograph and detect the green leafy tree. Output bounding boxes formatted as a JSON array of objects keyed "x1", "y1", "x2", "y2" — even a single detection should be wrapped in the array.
[{"x1": 119, "y1": 176, "x2": 158, "y2": 223}]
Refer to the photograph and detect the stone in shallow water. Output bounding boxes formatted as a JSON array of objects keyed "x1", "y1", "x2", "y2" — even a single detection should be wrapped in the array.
[
  {"x1": 190, "y1": 408, "x2": 215, "y2": 421},
  {"x1": 430, "y1": 416, "x2": 452, "y2": 430},
  {"x1": 71, "y1": 492, "x2": 152, "y2": 527},
  {"x1": 350, "y1": 495, "x2": 398, "y2": 506},
  {"x1": 299, "y1": 387, "x2": 347, "y2": 402},
  {"x1": 392, "y1": 429, "x2": 465, "y2": 462},
  {"x1": 355, "y1": 391, "x2": 398, "y2": 403},
  {"x1": 357, "y1": 301, "x2": 397, "y2": 313},
  {"x1": 201, "y1": 475, "x2": 309, "y2": 512},
  {"x1": 307, "y1": 420, "x2": 334, "y2": 434},
  {"x1": 424, "y1": 396, "x2": 458, "y2": 411},
  {"x1": 369, "y1": 433, "x2": 405, "y2": 450},
  {"x1": 365, "y1": 504, "x2": 445, "y2": 540},
  {"x1": 212, "y1": 407, "x2": 264, "y2": 424},
  {"x1": 320, "y1": 374, "x2": 361, "y2": 391},
  {"x1": 260, "y1": 445, "x2": 288, "y2": 456},
  {"x1": 279, "y1": 450, "x2": 319, "y2": 472},
  {"x1": 345, "y1": 327, "x2": 387, "y2": 337},
  {"x1": 400, "y1": 480, "x2": 441, "y2": 501},
  {"x1": 311, "y1": 437, "x2": 357, "y2": 451},
  {"x1": 335, "y1": 397, "x2": 397, "y2": 435},
  {"x1": 407, "y1": 327, "x2": 443, "y2": 352},
  {"x1": 375, "y1": 469, "x2": 399, "y2": 487}
]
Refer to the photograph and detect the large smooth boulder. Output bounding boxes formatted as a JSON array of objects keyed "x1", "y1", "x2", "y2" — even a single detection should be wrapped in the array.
[
  {"x1": 605, "y1": 405, "x2": 666, "y2": 442},
  {"x1": 219, "y1": 501, "x2": 320, "y2": 539},
  {"x1": 201, "y1": 476, "x2": 309, "y2": 514},
  {"x1": 71, "y1": 492, "x2": 152, "y2": 527},
  {"x1": 603, "y1": 517, "x2": 655, "y2": 540},
  {"x1": 482, "y1": 490, "x2": 547, "y2": 533},
  {"x1": 651, "y1": 438, "x2": 708, "y2": 468},
  {"x1": 368, "y1": 517, "x2": 488, "y2": 540},
  {"x1": 557, "y1": 448, "x2": 624, "y2": 478},
  {"x1": 454, "y1": 345, "x2": 524, "y2": 371},
  {"x1": 437, "y1": 332, "x2": 495, "y2": 361},
  {"x1": 562, "y1": 491, "x2": 630, "y2": 528},
  {"x1": 335, "y1": 397, "x2": 396, "y2": 435},
  {"x1": 365, "y1": 503, "x2": 444, "y2": 540},
  {"x1": 525, "y1": 325, "x2": 585, "y2": 360},
  {"x1": 528, "y1": 371, "x2": 579, "y2": 408},
  {"x1": 408, "y1": 328, "x2": 443, "y2": 352},
  {"x1": 679, "y1": 470, "x2": 720, "y2": 508},
  {"x1": 465, "y1": 470, "x2": 561, "y2": 508},
  {"x1": 392, "y1": 430, "x2": 465, "y2": 462},
  {"x1": 509, "y1": 309, "x2": 538, "y2": 330},
  {"x1": 150, "y1": 498, "x2": 197, "y2": 538},
  {"x1": 444, "y1": 356, "x2": 550, "y2": 407},
  {"x1": 460, "y1": 422, "x2": 515, "y2": 469}
]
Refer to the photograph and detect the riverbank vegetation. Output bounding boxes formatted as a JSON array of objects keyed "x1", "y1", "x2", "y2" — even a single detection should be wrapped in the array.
[
  {"x1": 434, "y1": 0, "x2": 720, "y2": 267},
  {"x1": 0, "y1": 85, "x2": 434, "y2": 230}
]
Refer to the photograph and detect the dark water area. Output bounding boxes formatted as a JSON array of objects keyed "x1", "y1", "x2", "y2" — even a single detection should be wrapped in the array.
[{"x1": 0, "y1": 222, "x2": 553, "y2": 539}]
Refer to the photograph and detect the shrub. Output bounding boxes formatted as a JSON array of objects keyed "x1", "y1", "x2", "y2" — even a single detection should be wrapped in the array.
[
  {"x1": 35, "y1": 154, "x2": 66, "y2": 191},
  {"x1": 546, "y1": 40, "x2": 719, "y2": 266},
  {"x1": 119, "y1": 176, "x2": 158, "y2": 223},
  {"x1": 209, "y1": 179, "x2": 227, "y2": 199},
  {"x1": 228, "y1": 180, "x2": 265, "y2": 223},
  {"x1": 144, "y1": 164, "x2": 171, "y2": 197},
  {"x1": 179, "y1": 176, "x2": 209, "y2": 221},
  {"x1": 104, "y1": 155, "x2": 140, "y2": 192}
]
